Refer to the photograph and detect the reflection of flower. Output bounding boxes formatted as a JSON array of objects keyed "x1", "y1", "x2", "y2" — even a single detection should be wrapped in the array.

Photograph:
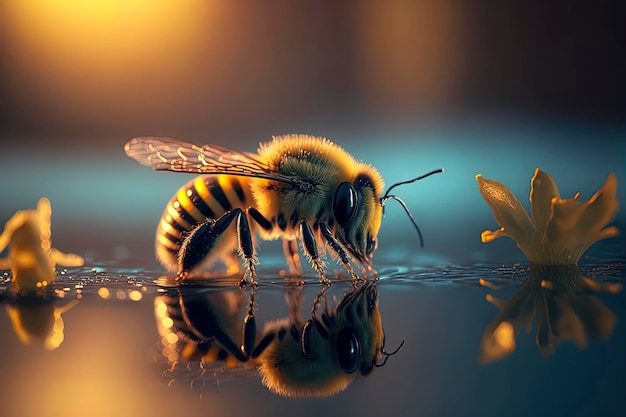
[
  {"x1": 479, "y1": 265, "x2": 622, "y2": 363},
  {"x1": 3, "y1": 290, "x2": 79, "y2": 350},
  {"x1": 476, "y1": 169, "x2": 619, "y2": 265}
]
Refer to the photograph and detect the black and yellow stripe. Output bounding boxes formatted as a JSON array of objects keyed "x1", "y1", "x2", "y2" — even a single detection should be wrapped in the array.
[{"x1": 155, "y1": 175, "x2": 253, "y2": 271}]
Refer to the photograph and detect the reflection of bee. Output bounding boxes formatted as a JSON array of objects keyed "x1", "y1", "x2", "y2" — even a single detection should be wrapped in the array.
[
  {"x1": 126, "y1": 135, "x2": 441, "y2": 286},
  {"x1": 155, "y1": 281, "x2": 401, "y2": 397}
]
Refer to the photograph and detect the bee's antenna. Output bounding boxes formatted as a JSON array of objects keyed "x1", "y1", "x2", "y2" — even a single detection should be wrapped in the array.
[
  {"x1": 380, "y1": 168, "x2": 443, "y2": 248},
  {"x1": 382, "y1": 168, "x2": 444, "y2": 200},
  {"x1": 375, "y1": 339, "x2": 405, "y2": 368},
  {"x1": 382, "y1": 195, "x2": 425, "y2": 247}
]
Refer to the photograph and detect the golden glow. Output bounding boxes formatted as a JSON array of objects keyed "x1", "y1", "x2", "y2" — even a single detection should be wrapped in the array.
[
  {"x1": 115, "y1": 289, "x2": 127, "y2": 300},
  {"x1": 97, "y1": 287, "x2": 111, "y2": 299},
  {"x1": 155, "y1": 300, "x2": 167, "y2": 317},
  {"x1": 2, "y1": 0, "x2": 210, "y2": 125},
  {"x1": 128, "y1": 290, "x2": 143, "y2": 301},
  {"x1": 493, "y1": 322, "x2": 515, "y2": 350},
  {"x1": 478, "y1": 320, "x2": 516, "y2": 364},
  {"x1": 161, "y1": 317, "x2": 174, "y2": 329},
  {"x1": 166, "y1": 333, "x2": 179, "y2": 344}
]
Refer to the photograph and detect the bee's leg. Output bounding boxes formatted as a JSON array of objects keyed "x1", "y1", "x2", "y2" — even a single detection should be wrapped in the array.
[
  {"x1": 177, "y1": 208, "x2": 258, "y2": 286},
  {"x1": 247, "y1": 207, "x2": 272, "y2": 231},
  {"x1": 177, "y1": 210, "x2": 240, "y2": 278},
  {"x1": 319, "y1": 222, "x2": 361, "y2": 282},
  {"x1": 299, "y1": 220, "x2": 331, "y2": 286},
  {"x1": 238, "y1": 206, "x2": 278, "y2": 286},
  {"x1": 235, "y1": 210, "x2": 258, "y2": 287},
  {"x1": 282, "y1": 239, "x2": 303, "y2": 276}
]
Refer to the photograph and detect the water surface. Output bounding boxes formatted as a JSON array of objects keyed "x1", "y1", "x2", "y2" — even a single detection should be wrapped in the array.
[{"x1": 1, "y1": 252, "x2": 623, "y2": 417}]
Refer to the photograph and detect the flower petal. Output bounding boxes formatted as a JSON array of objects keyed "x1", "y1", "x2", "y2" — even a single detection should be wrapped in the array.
[
  {"x1": 476, "y1": 174, "x2": 536, "y2": 259},
  {"x1": 530, "y1": 168, "x2": 560, "y2": 245},
  {"x1": 545, "y1": 173, "x2": 619, "y2": 263},
  {"x1": 543, "y1": 197, "x2": 586, "y2": 263},
  {"x1": 573, "y1": 173, "x2": 619, "y2": 244}
]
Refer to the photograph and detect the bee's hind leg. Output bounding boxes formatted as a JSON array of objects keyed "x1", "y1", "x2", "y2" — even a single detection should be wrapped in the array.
[
  {"x1": 319, "y1": 222, "x2": 361, "y2": 283},
  {"x1": 299, "y1": 220, "x2": 331, "y2": 286},
  {"x1": 177, "y1": 208, "x2": 258, "y2": 286}
]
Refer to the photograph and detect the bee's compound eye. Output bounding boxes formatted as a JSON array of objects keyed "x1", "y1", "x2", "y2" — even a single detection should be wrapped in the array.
[
  {"x1": 334, "y1": 182, "x2": 359, "y2": 227},
  {"x1": 336, "y1": 328, "x2": 360, "y2": 373}
]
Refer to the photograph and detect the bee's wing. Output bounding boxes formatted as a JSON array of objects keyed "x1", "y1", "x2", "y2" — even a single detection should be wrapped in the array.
[{"x1": 125, "y1": 136, "x2": 299, "y2": 186}]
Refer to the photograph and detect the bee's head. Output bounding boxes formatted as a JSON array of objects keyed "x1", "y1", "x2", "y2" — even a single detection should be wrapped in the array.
[
  {"x1": 333, "y1": 166, "x2": 443, "y2": 263},
  {"x1": 333, "y1": 164, "x2": 385, "y2": 265}
]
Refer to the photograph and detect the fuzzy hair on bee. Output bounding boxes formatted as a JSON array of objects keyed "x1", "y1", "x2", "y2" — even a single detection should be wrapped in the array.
[{"x1": 125, "y1": 134, "x2": 440, "y2": 286}]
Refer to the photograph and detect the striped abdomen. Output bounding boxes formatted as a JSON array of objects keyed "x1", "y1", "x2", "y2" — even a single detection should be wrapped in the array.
[{"x1": 155, "y1": 175, "x2": 254, "y2": 271}]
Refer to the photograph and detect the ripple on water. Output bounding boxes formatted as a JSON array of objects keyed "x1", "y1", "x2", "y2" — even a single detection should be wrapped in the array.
[{"x1": 1, "y1": 258, "x2": 623, "y2": 297}]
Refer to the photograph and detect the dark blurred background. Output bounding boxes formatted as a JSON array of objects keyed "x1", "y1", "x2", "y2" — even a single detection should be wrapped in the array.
[{"x1": 1, "y1": 0, "x2": 624, "y2": 267}]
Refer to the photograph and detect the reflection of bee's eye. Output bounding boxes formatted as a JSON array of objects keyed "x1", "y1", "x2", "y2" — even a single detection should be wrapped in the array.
[
  {"x1": 336, "y1": 328, "x2": 360, "y2": 373},
  {"x1": 333, "y1": 182, "x2": 360, "y2": 227}
]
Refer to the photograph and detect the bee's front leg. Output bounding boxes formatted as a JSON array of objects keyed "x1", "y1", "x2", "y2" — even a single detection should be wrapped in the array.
[
  {"x1": 299, "y1": 220, "x2": 331, "y2": 286},
  {"x1": 319, "y1": 222, "x2": 360, "y2": 282}
]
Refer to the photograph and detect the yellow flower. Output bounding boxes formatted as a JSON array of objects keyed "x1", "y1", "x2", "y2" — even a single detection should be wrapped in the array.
[
  {"x1": 476, "y1": 169, "x2": 619, "y2": 265},
  {"x1": 0, "y1": 198, "x2": 84, "y2": 291}
]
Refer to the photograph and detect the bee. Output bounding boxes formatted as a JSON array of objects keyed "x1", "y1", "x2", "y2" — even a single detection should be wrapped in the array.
[
  {"x1": 125, "y1": 135, "x2": 441, "y2": 286},
  {"x1": 155, "y1": 280, "x2": 402, "y2": 397}
]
